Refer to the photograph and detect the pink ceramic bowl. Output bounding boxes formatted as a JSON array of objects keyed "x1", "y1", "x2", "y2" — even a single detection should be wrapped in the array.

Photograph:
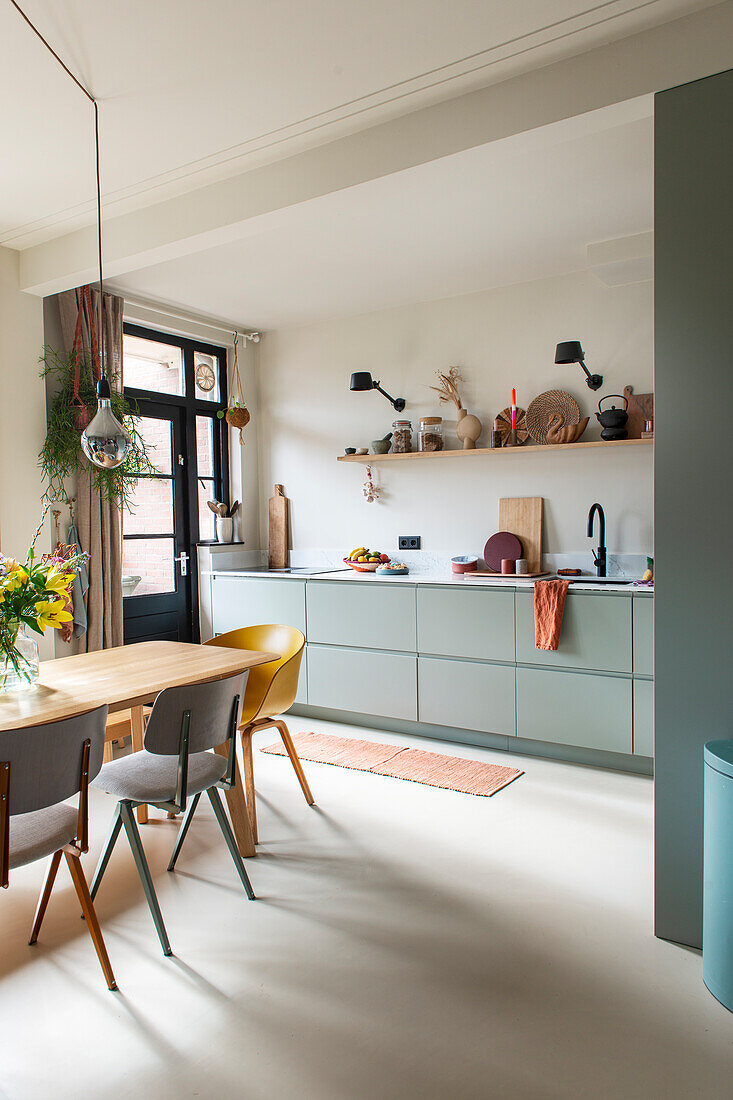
[{"x1": 451, "y1": 556, "x2": 478, "y2": 574}]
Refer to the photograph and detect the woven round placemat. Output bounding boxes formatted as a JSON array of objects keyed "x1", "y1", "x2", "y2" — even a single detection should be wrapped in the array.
[
  {"x1": 493, "y1": 407, "x2": 529, "y2": 446},
  {"x1": 526, "y1": 390, "x2": 580, "y2": 445}
]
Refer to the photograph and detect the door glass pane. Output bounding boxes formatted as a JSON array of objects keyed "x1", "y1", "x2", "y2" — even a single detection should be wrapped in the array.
[
  {"x1": 137, "y1": 416, "x2": 173, "y2": 475},
  {"x1": 124, "y1": 478, "x2": 173, "y2": 536},
  {"x1": 198, "y1": 479, "x2": 216, "y2": 541},
  {"x1": 122, "y1": 537, "x2": 175, "y2": 596},
  {"x1": 193, "y1": 351, "x2": 220, "y2": 403},
  {"x1": 124, "y1": 334, "x2": 184, "y2": 396},
  {"x1": 196, "y1": 415, "x2": 214, "y2": 477}
]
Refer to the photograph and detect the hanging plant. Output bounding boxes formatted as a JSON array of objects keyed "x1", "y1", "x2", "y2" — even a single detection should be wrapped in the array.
[
  {"x1": 39, "y1": 344, "x2": 155, "y2": 509},
  {"x1": 216, "y1": 334, "x2": 250, "y2": 443}
]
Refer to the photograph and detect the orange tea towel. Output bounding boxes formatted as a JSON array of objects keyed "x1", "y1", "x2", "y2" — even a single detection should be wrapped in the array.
[{"x1": 534, "y1": 579, "x2": 570, "y2": 650}]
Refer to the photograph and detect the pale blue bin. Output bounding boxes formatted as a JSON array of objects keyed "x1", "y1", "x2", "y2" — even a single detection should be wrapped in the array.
[{"x1": 703, "y1": 740, "x2": 733, "y2": 1011}]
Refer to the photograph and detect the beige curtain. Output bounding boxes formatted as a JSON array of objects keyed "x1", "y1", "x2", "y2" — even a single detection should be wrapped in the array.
[{"x1": 57, "y1": 287, "x2": 124, "y2": 652}]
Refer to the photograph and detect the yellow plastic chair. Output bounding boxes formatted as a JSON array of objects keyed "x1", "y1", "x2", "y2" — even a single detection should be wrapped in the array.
[{"x1": 205, "y1": 625, "x2": 313, "y2": 842}]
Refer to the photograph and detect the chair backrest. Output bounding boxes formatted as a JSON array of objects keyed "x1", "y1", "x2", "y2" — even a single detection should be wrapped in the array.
[
  {"x1": 143, "y1": 672, "x2": 247, "y2": 756},
  {"x1": 205, "y1": 625, "x2": 304, "y2": 721},
  {"x1": 0, "y1": 706, "x2": 108, "y2": 816}
]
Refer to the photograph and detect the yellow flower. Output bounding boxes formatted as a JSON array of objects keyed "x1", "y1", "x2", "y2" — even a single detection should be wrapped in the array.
[
  {"x1": 35, "y1": 599, "x2": 73, "y2": 633},
  {"x1": 1, "y1": 563, "x2": 28, "y2": 593},
  {"x1": 44, "y1": 565, "x2": 75, "y2": 597}
]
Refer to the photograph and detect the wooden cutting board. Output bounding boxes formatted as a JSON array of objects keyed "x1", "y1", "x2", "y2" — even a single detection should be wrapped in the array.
[
  {"x1": 268, "y1": 485, "x2": 289, "y2": 569},
  {"x1": 498, "y1": 497, "x2": 543, "y2": 573}
]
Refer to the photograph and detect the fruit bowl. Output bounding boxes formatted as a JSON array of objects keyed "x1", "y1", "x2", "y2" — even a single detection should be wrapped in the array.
[{"x1": 343, "y1": 557, "x2": 384, "y2": 572}]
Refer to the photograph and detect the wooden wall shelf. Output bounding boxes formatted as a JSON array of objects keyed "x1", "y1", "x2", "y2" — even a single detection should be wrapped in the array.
[{"x1": 337, "y1": 437, "x2": 653, "y2": 463}]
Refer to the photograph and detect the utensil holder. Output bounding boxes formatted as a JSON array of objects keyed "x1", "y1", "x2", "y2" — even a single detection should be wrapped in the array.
[{"x1": 216, "y1": 516, "x2": 233, "y2": 543}]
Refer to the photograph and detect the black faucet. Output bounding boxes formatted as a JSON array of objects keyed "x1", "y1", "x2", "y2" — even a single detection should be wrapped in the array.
[{"x1": 587, "y1": 503, "x2": 607, "y2": 577}]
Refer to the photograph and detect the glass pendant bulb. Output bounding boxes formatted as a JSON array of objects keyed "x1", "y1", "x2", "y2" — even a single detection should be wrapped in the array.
[{"x1": 81, "y1": 377, "x2": 132, "y2": 470}]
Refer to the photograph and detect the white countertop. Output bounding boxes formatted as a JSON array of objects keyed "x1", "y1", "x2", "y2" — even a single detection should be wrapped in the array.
[{"x1": 204, "y1": 567, "x2": 653, "y2": 595}]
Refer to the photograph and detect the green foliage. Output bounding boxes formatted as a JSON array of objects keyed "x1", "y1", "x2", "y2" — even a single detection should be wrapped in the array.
[{"x1": 39, "y1": 345, "x2": 156, "y2": 509}]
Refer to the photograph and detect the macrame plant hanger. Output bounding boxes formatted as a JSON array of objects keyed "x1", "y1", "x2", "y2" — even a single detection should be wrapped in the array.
[
  {"x1": 70, "y1": 285, "x2": 102, "y2": 431},
  {"x1": 225, "y1": 333, "x2": 251, "y2": 443}
]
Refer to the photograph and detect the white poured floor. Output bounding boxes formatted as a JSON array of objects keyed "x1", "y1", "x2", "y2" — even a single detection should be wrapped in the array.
[{"x1": 1, "y1": 718, "x2": 731, "y2": 1100}]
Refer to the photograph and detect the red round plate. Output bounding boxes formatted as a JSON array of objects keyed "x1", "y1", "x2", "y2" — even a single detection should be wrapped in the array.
[{"x1": 483, "y1": 531, "x2": 523, "y2": 572}]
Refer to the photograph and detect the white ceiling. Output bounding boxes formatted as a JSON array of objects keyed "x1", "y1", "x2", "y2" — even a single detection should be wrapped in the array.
[
  {"x1": 109, "y1": 98, "x2": 653, "y2": 330},
  {"x1": 0, "y1": 0, "x2": 711, "y2": 248}
]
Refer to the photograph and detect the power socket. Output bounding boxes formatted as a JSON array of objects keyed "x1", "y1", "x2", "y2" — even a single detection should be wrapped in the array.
[{"x1": 398, "y1": 536, "x2": 421, "y2": 550}]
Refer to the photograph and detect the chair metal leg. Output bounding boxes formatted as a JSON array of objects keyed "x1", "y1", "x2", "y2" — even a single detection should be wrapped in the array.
[
  {"x1": 207, "y1": 787, "x2": 256, "y2": 900},
  {"x1": 276, "y1": 719, "x2": 315, "y2": 805},
  {"x1": 28, "y1": 850, "x2": 62, "y2": 945},
  {"x1": 64, "y1": 851, "x2": 118, "y2": 991},
  {"x1": 119, "y1": 802, "x2": 172, "y2": 956},
  {"x1": 167, "y1": 792, "x2": 201, "y2": 871},
  {"x1": 90, "y1": 803, "x2": 123, "y2": 902}
]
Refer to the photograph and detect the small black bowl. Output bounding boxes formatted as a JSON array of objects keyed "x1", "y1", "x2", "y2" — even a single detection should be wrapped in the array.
[{"x1": 344, "y1": 447, "x2": 356, "y2": 455}]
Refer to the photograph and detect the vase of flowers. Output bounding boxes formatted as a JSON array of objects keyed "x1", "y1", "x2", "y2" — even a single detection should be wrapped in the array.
[{"x1": 0, "y1": 544, "x2": 83, "y2": 693}]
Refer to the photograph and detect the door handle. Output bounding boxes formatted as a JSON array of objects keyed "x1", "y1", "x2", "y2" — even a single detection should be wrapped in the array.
[{"x1": 174, "y1": 551, "x2": 189, "y2": 576}]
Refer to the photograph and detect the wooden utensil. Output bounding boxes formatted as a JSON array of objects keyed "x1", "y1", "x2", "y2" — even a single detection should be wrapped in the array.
[
  {"x1": 207, "y1": 500, "x2": 220, "y2": 515},
  {"x1": 229, "y1": 500, "x2": 240, "y2": 517},
  {"x1": 483, "y1": 532, "x2": 523, "y2": 573},
  {"x1": 499, "y1": 497, "x2": 543, "y2": 573},
  {"x1": 268, "y1": 485, "x2": 289, "y2": 569}
]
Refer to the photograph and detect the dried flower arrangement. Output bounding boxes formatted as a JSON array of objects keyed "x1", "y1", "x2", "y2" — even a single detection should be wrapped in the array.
[{"x1": 430, "y1": 366, "x2": 464, "y2": 410}]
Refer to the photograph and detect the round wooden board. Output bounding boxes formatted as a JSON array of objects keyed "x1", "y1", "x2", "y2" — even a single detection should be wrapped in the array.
[
  {"x1": 483, "y1": 531, "x2": 523, "y2": 572},
  {"x1": 526, "y1": 390, "x2": 580, "y2": 445},
  {"x1": 494, "y1": 407, "x2": 528, "y2": 446}
]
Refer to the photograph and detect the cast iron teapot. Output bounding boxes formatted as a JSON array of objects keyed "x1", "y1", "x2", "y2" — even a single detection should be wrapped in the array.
[{"x1": 596, "y1": 394, "x2": 629, "y2": 441}]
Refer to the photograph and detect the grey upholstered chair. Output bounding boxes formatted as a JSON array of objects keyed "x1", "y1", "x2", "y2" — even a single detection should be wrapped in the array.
[
  {"x1": 90, "y1": 671, "x2": 253, "y2": 956},
  {"x1": 0, "y1": 705, "x2": 117, "y2": 991}
]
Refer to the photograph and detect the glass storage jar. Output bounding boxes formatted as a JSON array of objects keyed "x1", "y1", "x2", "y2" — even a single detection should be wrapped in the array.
[
  {"x1": 392, "y1": 420, "x2": 413, "y2": 453},
  {"x1": 418, "y1": 416, "x2": 443, "y2": 452}
]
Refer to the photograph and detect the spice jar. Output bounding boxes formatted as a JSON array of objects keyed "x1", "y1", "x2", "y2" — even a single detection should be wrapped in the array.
[
  {"x1": 392, "y1": 420, "x2": 413, "y2": 453},
  {"x1": 419, "y1": 416, "x2": 443, "y2": 452}
]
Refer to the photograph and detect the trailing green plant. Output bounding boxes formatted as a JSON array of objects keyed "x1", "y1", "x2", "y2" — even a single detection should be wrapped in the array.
[{"x1": 39, "y1": 344, "x2": 156, "y2": 509}]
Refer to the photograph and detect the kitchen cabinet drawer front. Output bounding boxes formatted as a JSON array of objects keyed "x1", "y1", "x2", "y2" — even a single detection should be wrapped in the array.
[
  {"x1": 306, "y1": 581, "x2": 416, "y2": 652},
  {"x1": 417, "y1": 586, "x2": 515, "y2": 662},
  {"x1": 516, "y1": 591, "x2": 631, "y2": 673},
  {"x1": 211, "y1": 577, "x2": 306, "y2": 636},
  {"x1": 516, "y1": 667, "x2": 632, "y2": 753},
  {"x1": 633, "y1": 598, "x2": 654, "y2": 677},
  {"x1": 418, "y1": 657, "x2": 515, "y2": 737},
  {"x1": 633, "y1": 678, "x2": 654, "y2": 756},
  {"x1": 307, "y1": 644, "x2": 417, "y2": 720}
]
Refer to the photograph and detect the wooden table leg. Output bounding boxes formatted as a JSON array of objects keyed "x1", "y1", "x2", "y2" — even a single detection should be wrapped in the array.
[
  {"x1": 214, "y1": 742, "x2": 256, "y2": 858},
  {"x1": 130, "y1": 705, "x2": 148, "y2": 825}
]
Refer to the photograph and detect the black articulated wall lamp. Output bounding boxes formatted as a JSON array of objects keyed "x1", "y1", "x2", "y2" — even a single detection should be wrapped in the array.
[
  {"x1": 349, "y1": 372, "x2": 405, "y2": 412},
  {"x1": 555, "y1": 341, "x2": 603, "y2": 391}
]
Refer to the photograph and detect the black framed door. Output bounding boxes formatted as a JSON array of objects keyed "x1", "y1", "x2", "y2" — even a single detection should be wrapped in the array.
[
  {"x1": 121, "y1": 323, "x2": 229, "y2": 644},
  {"x1": 122, "y1": 402, "x2": 192, "y2": 642}
]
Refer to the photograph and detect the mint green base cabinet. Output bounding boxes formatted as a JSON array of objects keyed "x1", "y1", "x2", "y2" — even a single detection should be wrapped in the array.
[
  {"x1": 633, "y1": 597, "x2": 654, "y2": 677},
  {"x1": 211, "y1": 576, "x2": 306, "y2": 635},
  {"x1": 307, "y1": 581, "x2": 416, "y2": 652},
  {"x1": 418, "y1": 656, "x2": 515, "y2": 736},
  {"x1": 516, "y1": 591, "x2": 631, "y2": 673},
  {"x1": 417, "y1": 586, "x2": 515, "y2": 662},
  {"x1": 307, "y1": 643, "x2": 417, "y2": 721},
  {"x1": 516, "y1": 667, "x2": 632, "y2": 753},
  {"x1": 633, "y1": 679, "x2": 654, "y2": 756}
]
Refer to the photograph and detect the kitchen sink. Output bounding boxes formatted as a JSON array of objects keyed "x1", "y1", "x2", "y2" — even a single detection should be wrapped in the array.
[{"x1": 567, "y1": 577, "x2": 634, "y2": 585}]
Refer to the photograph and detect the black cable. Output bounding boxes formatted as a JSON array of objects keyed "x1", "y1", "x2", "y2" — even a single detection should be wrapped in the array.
[{"x1": 9, "y1": 0, "x2": 105, "y2": 380}]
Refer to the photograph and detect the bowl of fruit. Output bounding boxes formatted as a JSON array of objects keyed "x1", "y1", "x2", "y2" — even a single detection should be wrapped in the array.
[{"x1": 344, "y1": 547, "x2": 391, "y2": 572}]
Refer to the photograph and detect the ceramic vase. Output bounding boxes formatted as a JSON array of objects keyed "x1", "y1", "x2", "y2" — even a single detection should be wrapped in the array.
[
  {"x1": 216, "y1": 516, "x2": 234, "y2": 543},
  {"x1": 456, "y1": 408, "x2": 483, "y2": 449}
]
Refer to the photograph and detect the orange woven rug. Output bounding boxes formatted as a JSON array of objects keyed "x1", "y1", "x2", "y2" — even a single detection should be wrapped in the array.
[{"x1": 261, "y1": 732, "x2": 523, "y2": 797}]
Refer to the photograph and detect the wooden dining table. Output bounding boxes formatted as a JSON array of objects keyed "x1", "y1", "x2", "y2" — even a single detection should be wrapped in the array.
[{"x1": 0, "y1": 641, "x2": 278, "y2": 858}]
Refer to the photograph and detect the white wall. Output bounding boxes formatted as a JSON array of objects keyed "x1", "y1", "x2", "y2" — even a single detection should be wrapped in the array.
[
  {"x1": 0, "y1": 245, "x2": 53, "y2": 657},
  {"x1": 257, "y1": 271, "x2": 653, "y2": 560}
]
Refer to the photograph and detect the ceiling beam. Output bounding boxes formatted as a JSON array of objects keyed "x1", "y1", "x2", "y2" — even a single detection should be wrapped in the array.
[{"x1": 18, "y1": 1, "x2": 733, "y2": 297}]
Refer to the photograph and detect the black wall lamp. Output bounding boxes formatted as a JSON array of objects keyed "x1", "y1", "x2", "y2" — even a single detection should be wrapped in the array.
[
  {"x1": 555, "y1": 341, "x2": 603, "y2": 391},
  {"x1": 350, "y1": 372, "x2": 406, "y2": 411}
]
